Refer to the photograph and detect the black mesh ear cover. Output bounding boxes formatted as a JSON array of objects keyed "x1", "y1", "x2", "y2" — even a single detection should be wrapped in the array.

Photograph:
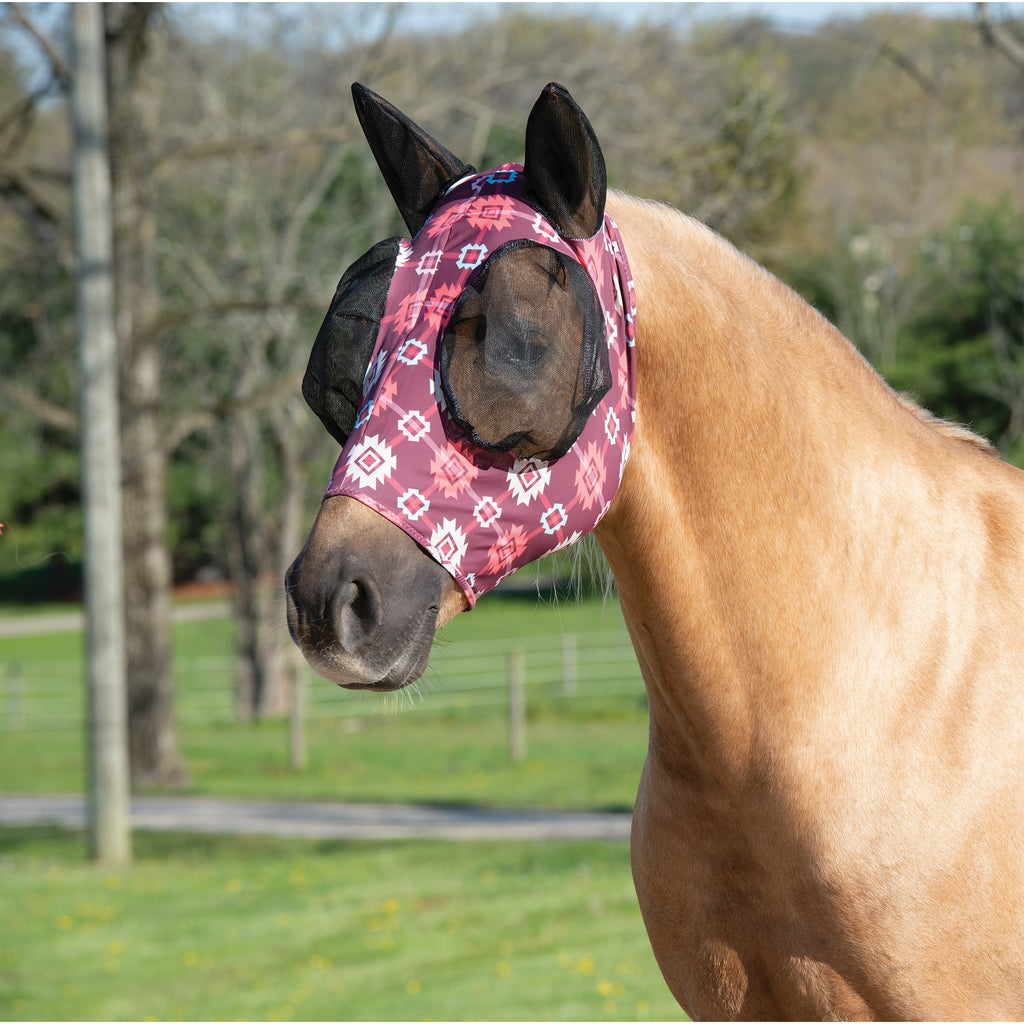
[
  {"x1": 524, "y1": 83, "x2": 607, "y2": 241},
  {"x1": 302, "y1": 236, "x2": 401, "y2": 447},
  {"x1": 352, "y1": 83, "x2": 474, "y2": 237}
]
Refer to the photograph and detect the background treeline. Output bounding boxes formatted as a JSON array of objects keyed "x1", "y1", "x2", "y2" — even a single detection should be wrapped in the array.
[{"x1": 1, "y1": 3, "x2": 1023, "y2": 780}]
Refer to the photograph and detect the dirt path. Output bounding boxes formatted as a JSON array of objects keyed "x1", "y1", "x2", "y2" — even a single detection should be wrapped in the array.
[
  {"x1": 0, "y1": 600, "x2": 231, "y2": 637},
  {"x1": 0, "y1": 793, "x2": 632, "y2": 842}
]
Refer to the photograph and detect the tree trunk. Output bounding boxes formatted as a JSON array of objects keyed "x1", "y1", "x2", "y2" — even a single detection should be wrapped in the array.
[
  {"x1": 72, "y1": 0, "x2": 131, "y2": 864},
  {"x1": 272, "y1": 400, "x2": 308, "y2": 764},
  {"x1": 227, "y1": 412, "x2": 269, "y2": 719},
  {"x1": 104, "y1": 2, "x2": 187, "y2": 787},
  {"x1": 225, "y1": 410, "x2": 291, "y2": 719}
]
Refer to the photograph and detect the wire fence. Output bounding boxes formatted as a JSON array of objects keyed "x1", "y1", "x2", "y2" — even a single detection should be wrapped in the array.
[{"x1": 1, "y1": 627, "x2": 647, "y2": 739}]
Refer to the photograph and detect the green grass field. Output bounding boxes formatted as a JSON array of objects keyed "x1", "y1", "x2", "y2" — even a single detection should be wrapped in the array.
[
  {"x1": 1, "y1": 827, "x2": 682, "y2": 1021},
  {"x1": 0, "y1": 593, "x2": 687, "y2": 1021}
]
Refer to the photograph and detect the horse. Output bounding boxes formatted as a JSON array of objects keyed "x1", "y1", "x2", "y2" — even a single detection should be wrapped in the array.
[{"x1": 285, "y1": 82, "x2": 1024, "y2": 1020}]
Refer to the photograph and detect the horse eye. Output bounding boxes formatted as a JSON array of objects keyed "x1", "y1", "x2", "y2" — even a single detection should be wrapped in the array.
[
  {"x1": 525, "y1": 329, "x2": 549, "y2": 355},
  {"x1": 504, "y1": 329, "x2": 548, "y2": 370}
]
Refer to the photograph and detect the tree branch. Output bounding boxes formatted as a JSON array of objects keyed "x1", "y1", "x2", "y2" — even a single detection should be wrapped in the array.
[
  {"x1": 0, "y1": 159, "x2": 64, "y2": 225},
  {"x1": 6, "y1": 3, "x2": 72, "y2": 87},
  {"x1": 140, "y1": 297, "x2": 324, "y2": 348},
  {"x1": 0, "y1": 378, "x2": 78, "y2": 433},
  {"x1": 876, "y1": 39, "x2": 936, "y2": 94},
  {"x1": 154, "y1": 126, "x2": 353, "y2": 172},
  {"x1": 162, "y1": 409, "x2": 218, "y2": 452},
  {"x1": 0, "y1": 92, "x2": 38, "y2": 158},
  {"x1": 978, "y1": 2, "x2": 1024, "y2": 70},
  {"x1": 269, "y1": 143, "x2": 352, "y2": 305},
  {"x1": 162, "y1": 375, "x2": 303, "y2": 455}
]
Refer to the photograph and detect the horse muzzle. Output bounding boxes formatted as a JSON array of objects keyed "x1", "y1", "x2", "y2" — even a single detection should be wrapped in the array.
[{"x1": 284, "y1": 496, "x2": 467, "y2": 690}]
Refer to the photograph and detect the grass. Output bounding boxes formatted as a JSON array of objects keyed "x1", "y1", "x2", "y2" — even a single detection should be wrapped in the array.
[
  {"x1": 0, "y1": 592, "x2": 683, "y2": 1021},
  {"x1": 0, "y1": 827, "x2": 684, "y2": 1021},
  {"x1": 0, "y1": 592, "x2": 650, "y2": 810}
]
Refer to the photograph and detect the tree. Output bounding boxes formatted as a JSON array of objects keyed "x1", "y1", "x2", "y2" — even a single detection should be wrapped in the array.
[
  {"x1": 17, "y1": 3, "x2": 1024, "y2": 751},
  {"x1": 71, "y1": 0, "x2": 131, "y2": 864},
  {"x1": 895, "y1": 199, "x2": 1024, "y2": 463},
  {"x1": 145, "y1": 9, "x2": 405, "y2": 719},
  {"x1": 0, "y1": 5, "x2": 809, "y2": 737},
  {"x1": 1, "y1": 2, "x2": 189, "y2": 785},
  {"x1": 0, "y1": 6, "x2": 80, "y2": 601},
  {"x1": 978, "y1": 3, "x2": 1024, "y2": 73},
  {"x1": 102, "y1": 2, "x2": 188, "y2": 785}
]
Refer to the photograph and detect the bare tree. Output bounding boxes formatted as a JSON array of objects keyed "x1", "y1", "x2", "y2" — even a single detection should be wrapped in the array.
[
  {"x1": 0, "y1": 1, "x2": 187, "y2": 786},
  {"x1": 150, "y1": 12, "x2": 407, "y2": 721},
  {"x1": 1, "y1": 4, "x2": 821, "y2": 747},
  {"x1": 103, "y1": 2, "x2": 188, "y2": 786},
  {"x1": 978, "y1": 3, "x2": 1024, "y2": 71}
]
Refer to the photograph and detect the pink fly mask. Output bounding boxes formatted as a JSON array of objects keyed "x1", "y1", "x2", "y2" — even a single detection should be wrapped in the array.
[{"x1": 302, "y1": 89, "x2": 636, "y2": 605}]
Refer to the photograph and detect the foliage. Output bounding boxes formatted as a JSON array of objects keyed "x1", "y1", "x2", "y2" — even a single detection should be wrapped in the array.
[
  {"x1": 0, "y1": 429, "x2": 82, "y2": 599},
  {"x1": 0, "y1": 36, "x2": 77, "y2": 597},
  {"x1": 0, "y1": 6, "x2": 808, "y2": 605},
  {"x1": 892, "y1": 197, "x2": 1024, "y2": 461},
  {"x1": 3, "y1": 4, "x2": 1024, "y2": 602},
  {"x1": 791, "y1": 196, "x2": 1024, "y2": 464}
]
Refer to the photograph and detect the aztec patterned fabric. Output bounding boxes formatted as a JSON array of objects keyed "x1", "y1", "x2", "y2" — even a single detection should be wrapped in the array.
[{"x1": 323, "y1": 164, "x2": 636, "y2": 604}]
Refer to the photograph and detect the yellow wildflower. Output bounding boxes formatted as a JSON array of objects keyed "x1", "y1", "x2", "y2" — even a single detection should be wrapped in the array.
[{"x1": 575, "y1": 955, "x2": 595, "y2": 975}]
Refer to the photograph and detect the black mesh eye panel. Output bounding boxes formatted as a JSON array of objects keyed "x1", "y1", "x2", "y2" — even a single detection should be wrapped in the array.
[
  {"x1": 439, "y1": 240, "x2": 610, "y2": 462},
  {"x1": 302, "y1": 237, "x2": 401, "y2": 447}
]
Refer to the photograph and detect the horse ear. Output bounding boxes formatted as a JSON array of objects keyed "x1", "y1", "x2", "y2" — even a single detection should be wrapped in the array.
[
  {"x1": 524, "y1": 82, "x2": 607, "y2": 240},
  {"x1": 352, "y1": 83, "x2": 474, "y2": 236}
]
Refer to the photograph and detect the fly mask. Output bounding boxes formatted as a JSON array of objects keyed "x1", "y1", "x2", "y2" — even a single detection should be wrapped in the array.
[{"x1": 302, "y1": 85, "x2": 636, "y2": 605}]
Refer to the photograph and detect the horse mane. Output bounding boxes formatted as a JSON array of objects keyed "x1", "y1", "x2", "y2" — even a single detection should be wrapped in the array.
[
  {"x1": 610, "y1": 192, "x2": 998, "y2": 462},
  {"x1": 892, "y1": 392, "x2": 998, "y2": 457}
]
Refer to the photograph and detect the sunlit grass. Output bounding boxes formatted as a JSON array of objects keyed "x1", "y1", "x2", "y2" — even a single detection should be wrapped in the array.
[
  {"x1": 0, "y1": 586, "x2": 680, "y2": 1022},
  {"x1": 0, "y1": 827, "x2": 684, "y2": 1021}
]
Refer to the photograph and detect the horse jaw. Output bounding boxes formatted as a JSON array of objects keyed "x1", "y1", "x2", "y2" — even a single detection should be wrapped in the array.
[{"x1": 284, "y1": 496, "x2": 469, "y2": 690}]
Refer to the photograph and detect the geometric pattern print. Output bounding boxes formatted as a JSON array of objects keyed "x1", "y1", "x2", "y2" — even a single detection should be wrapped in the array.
[{"x1": 325, "y1": 164, "x2": 637, "y2": 605}]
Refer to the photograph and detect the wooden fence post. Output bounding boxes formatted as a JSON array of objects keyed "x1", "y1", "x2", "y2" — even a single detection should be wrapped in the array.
[
  {"x1": 6, "y1": 662, "x2": 23, "y2": 730},
  {"x1": 289, "y1": 656, "x2": 307, "y2": 771},
  {"x1": 561, "y1": 633, "x2": 578, "y2": 696},
  {"x1": 507, "y1": 648, "x2": 526, "y2": 764}
]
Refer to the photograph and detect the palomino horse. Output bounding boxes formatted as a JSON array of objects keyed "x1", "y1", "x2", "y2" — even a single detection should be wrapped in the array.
[{"x1": 286, "y1": 83, "x2": 1024, "y2": 1019}]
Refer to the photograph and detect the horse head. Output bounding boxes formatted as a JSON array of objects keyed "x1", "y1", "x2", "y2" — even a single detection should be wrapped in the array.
[{"x1": 285, "y1": 83, "x2": 636, "y2": 690}]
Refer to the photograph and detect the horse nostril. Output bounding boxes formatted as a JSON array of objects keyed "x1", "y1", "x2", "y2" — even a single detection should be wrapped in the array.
[{"x1": 334, "y1": 576, "x2": 381, "y2": 652}]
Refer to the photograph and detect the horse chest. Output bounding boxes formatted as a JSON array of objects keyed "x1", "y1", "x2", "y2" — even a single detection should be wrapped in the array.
[
  {"x1": 631, "y1": 744, "x2": 1024, "y2": 1020},
  {"x1": 629, "y1": 756, "x2": 900, "y2": 1020}
]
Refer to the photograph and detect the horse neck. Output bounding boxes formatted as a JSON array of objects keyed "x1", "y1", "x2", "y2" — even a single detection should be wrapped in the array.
[{"x1": 597, "y1": 193, "x2": 939, "y2": 780}]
